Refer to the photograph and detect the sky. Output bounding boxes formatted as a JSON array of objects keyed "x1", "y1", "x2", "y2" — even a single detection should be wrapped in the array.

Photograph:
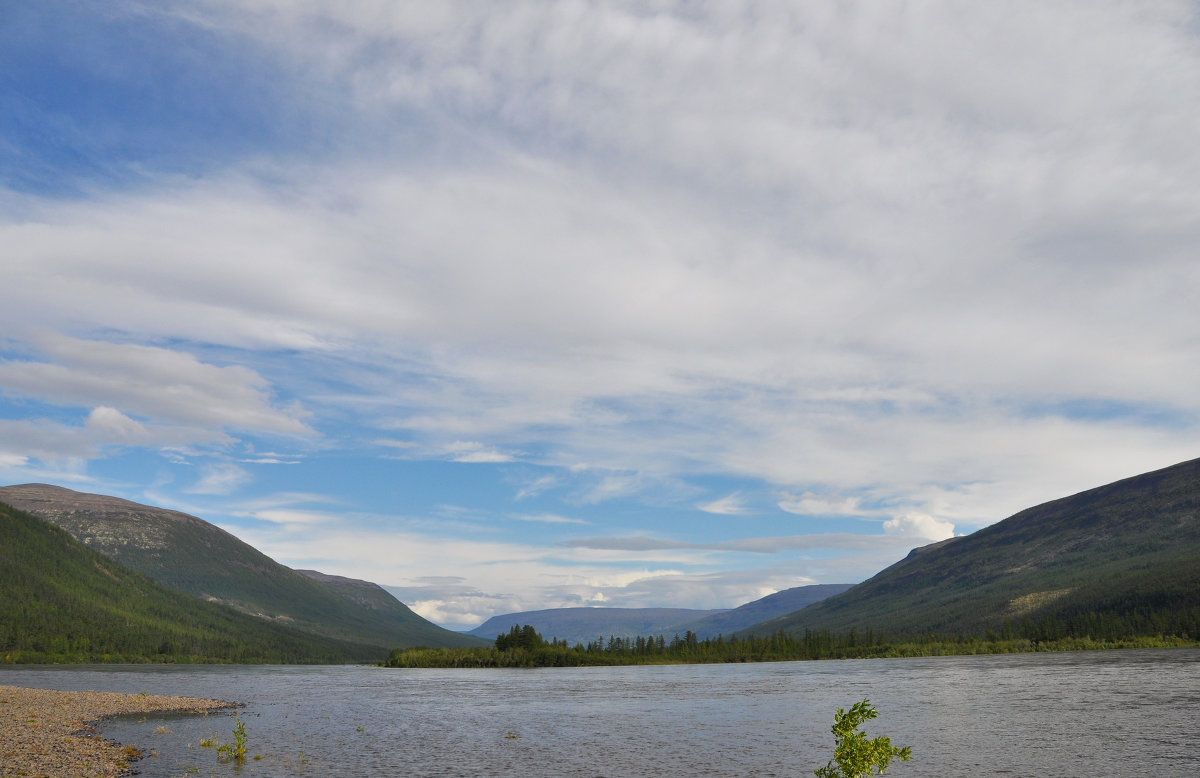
[{"x1": 2, "y1": 1, "x2": 1199, "y2": 631}]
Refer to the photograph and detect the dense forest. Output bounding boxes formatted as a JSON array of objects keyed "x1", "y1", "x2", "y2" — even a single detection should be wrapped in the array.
[
  {"x1": 0, "y1": 501, "x2": 382, "y2": 663},
  {"x1": 0, "y1": 483, "x2": 483, "y2": 651},
  {"x1": 383, "y1": 618, "x2": 1200, "y2": 669},
  {"x1": 759, "y1": 457, "x2": 1200, "y2": 639}
]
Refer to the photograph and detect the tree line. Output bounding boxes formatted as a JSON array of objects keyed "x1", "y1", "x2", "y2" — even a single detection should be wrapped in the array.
[{"x1": 383, "y1": 614, "x2": 1200, "y2": 669}]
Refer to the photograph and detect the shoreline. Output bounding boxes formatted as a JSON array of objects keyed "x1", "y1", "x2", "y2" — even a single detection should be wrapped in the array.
[
  {"x1": 383, "y1": 633, "x2": 1200, "y2": 668},
  {"x1": 0, "y1": 684, "x2": 233, "y2": 778}
]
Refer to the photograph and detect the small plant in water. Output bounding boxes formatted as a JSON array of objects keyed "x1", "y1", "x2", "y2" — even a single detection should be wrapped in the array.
[
  {"x1": 814, "y1": 699, "x2": 911, "y2": 778},
  {"x1": 216, "y1": 714, "x2": 248, "y2": 763},
  {"x1": 114, "y1": 745, "x2": 143, "y2": 772}
]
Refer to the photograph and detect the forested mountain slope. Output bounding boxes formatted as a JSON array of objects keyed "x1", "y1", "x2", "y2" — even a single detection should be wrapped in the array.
[
  {"x1": 0, "y1": 501, "x2": 379, "y2": 663},
  {"x1": 749, "y1": 458, "x2": 1200, "y2": 640},
  {"x1": 0, "y1": 484, "x2": 482, "y2": 649}
]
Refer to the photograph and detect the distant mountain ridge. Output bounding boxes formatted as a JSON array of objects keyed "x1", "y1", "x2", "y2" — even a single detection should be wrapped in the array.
[
  {"x1": 468, "y1": 607, "x2": 727, "y2": 645},
  {"x1": 0, "y1": 484, "x2": 484, "y2": 651},
  {"x1": 467, "y1": 584, "x2": 855, "y2": 645},
  {"x1": 749, "y1": 457, "x2": 1200, "y2": 639},
  {"x1": 668, "y1": 584, "x2": 855, "y2": 637}
]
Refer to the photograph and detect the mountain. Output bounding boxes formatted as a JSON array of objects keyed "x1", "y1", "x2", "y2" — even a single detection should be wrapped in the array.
[
  {"x1": 468, "y1": 607, "x2": 728, "y2": 646},
  {"x1": 749, "y1": 457, "x2": 1200, "y2": 640},
  {"x1": 665, "y1": 584, "x2": 855, "y2": 638},
  {"x1": 296, "y1": 569, "x2": 415, "y2": 613},
  {"x1": 468, "y1": 586, "x2": 857, "y2": 645},
  {"x1": 0, "y1": 484, "x2": 483, "y2": 650},
  {"x1": 0, "y1": 501, "x2": 379, "y2": 663}
]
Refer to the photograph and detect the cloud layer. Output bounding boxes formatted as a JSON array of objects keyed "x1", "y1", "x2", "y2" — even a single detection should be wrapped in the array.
[{"x1": 3, "y1": 1, "x2": 1199, "y2": 626}]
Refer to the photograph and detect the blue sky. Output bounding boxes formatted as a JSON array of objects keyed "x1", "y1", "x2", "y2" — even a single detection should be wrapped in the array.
[{"x1": 3, "y1": 1, "x2": 1200, "y2": 629}]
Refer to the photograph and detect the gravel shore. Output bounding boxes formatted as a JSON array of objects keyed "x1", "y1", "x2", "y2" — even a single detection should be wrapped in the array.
[{"x1": 0, "y1": 684, "x2": 233, "y2": 778}]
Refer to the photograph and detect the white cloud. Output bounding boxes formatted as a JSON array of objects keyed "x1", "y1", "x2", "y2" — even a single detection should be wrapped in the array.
[
  {"x1": 882, "y1": 513, "x2": 956, "y2": 542},
  {"x1": 239, "y1": 491, "x2": 338, "y2": 508},
  {"x1": 514, "y1": 473, "x2": 558, "y2": 500},
  {"x1": 4, "y1": 0, "x2": 1200, "y2": 617},
  {"x1": 84, "y1": 407, "x2": 148, "y2": 441},
  {"x1": 512, "y1": 513, "x2": 587, "y2": 525},
  {"x1": 187, "y1": 463, "x2": 252, "y2": 495},
  {"x1": 777, "y1": 493, "x2": 864, "y2": 517},
  {"x1": 0, "y1": 413, "x2": 227, "y2": 464},
  {"x1": 444, "y1": 441, "x2": 515, "y2": 463},
  {"x1": 223, "y1": 492, "x2": 342, "y2": 528},
  {"x1": 574, "y1": 472, "x2": 654, "y2": 504},
  {"x1": 0, "y1": 418, "x2": 103, "y2": 461},
  {"x1": 0, "y1": 453, "x2": 92, "y2": 487},
  {"x1": 0, "y1": 334, "x2": 313, "y2": 436},
  {"x1": 374, "y1": 438, "x2": 417, "y2": 449},
  {"x1": 243, "y1": 509, "x2": 335, "y2": 526},
  {"x1": 697, "y1": 493, "x2": 749, "y2": 515},
  {"x1": 558, "y1": 532, "x2": 924, "y2": 556}
]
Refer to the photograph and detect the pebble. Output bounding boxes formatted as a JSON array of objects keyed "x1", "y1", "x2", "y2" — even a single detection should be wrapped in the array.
[{"x1": 0, "y1": 684, "x2": 232, "y2": 777}]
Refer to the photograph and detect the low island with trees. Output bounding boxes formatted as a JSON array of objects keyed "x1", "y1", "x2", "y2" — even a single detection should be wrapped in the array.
[{"x1": 383, "y1": 620, "x2": 1197, "y2": 669}]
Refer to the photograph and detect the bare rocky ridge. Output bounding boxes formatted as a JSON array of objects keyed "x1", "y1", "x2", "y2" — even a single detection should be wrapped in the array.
[{"x1": 0, "y1": 483, "x2": 205, "y2": 557}]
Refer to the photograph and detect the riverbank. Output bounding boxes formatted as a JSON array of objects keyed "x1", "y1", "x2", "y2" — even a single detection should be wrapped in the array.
[
  {"x1": 384, "y1": 631, "x2": 1200, "y2": 668},
  {"x1": 0, "y1": 685, "x2": 232, "y2": 777}
]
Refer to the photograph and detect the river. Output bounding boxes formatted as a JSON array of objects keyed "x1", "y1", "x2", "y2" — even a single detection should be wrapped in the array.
[{"x1": 3, "y1": 647, "x2": 1198, "y2": 776}]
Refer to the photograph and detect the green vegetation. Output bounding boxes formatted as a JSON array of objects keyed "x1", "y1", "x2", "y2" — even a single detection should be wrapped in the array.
[
  {"x1": 0, "y1": 484, "x2": 484, "y2": 651},
  {"x1": 216, "y1": 715, "x2": 248, "y2": 763},
  {"x1": 814, "y1": 700, "x2": 910, "y2": 778},
  {"x1": 753, "y1": 457, "x2": 1200, "y2": 640},
  {"x1": 0, "y1": 501, "x2": 387, "y2": 663},
  {"x1": 383, "y1": 623, "x2": 1197, "y2": 668}
]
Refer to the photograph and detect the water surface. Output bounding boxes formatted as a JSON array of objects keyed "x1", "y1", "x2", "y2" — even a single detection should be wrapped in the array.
[{"x1": 4, "y1": 648, "x2": 1198, "y2": 776}]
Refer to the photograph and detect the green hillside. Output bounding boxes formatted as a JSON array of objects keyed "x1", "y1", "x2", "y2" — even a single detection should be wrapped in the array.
[
  {"x1": 751, "y1": 458, "x2": 1200, "y2": 641},
  {"x1": 295, "y1": 568, "x2": 486, "y2": 646},
  {"x1": 0, "y1": 501, "x2": 383, "y2": 663},
  {"x1": 0, "y1": 484, "x2": 483, "y2": 650}
]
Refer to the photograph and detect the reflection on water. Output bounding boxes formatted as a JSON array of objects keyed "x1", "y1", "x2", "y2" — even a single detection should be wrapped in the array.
[{"x1": 4, "y1": 648, "x2": 1199, "y2": 776}]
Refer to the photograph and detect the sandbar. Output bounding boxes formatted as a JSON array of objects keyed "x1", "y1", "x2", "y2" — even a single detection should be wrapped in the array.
[{"x1": 0, "y1": 684, "x2": 232, "y2": 777}]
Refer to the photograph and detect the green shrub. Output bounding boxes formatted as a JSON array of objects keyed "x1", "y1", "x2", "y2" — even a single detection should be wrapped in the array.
[{"x1": 814, "y1": 699, "x2": 910, "y2": 778}]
